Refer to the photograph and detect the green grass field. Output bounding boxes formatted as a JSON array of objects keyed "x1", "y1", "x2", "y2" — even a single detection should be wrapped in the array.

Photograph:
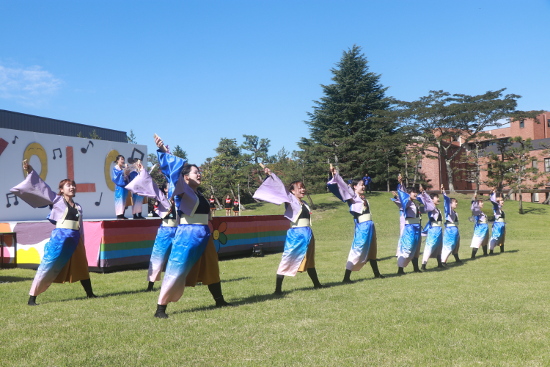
[{"x1": 1, "y1": 192, "x2": 549, "y2": 366}]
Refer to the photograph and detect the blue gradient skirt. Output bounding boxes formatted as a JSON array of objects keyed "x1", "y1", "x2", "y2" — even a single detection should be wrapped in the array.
[
  {"x1": 471, "y1": 223, "x2": 489, "y2": 248},
  {"x1": 346, "y1": 220, "x2": 374, "y2": 271},
  {"x1": 114, "y1": 186, "x2": 128, "y2": 215},
  {"x1": 277, "y1": 226, "x2": 312, "y2": 276},
  {"x1": 29, "y1": 228, "x2": 80, "y2": 296},
  {"x1": 158, "y1": 224, "x2": 210, "y2": 304},
  {"x1": 148, "y1": 226, "x2": 177, "y2": 282}
]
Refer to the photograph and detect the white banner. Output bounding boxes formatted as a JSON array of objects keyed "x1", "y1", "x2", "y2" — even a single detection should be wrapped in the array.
[{"x1": 0, "y1": 128, "x2": 147, "y2": 221}]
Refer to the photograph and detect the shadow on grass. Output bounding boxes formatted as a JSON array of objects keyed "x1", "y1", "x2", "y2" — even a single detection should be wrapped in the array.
[
  {"x1": 0, "y1": 275, "x2": 34, "y2": 283},
  {"x1": 520, "y1": 207, "x2": 548, "y2": 215},
  {"x1": 310, "y1": 201, "x2": 342, "y2": 211}
]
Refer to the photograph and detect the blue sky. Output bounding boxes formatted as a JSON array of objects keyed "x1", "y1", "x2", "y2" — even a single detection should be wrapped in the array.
[{"x1": 1, "y1": 0, "x2": 549, "y2": 164}]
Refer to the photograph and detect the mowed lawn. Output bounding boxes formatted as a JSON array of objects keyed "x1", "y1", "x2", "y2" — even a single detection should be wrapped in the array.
[{"x1": 1, "y1": 192, "x2": 549, "y2": 366}]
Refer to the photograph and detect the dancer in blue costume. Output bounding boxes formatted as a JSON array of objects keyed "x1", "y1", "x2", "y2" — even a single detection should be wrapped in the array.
[
  {"x1": 470, "y1": 192, "x2": 489, "y2": 259},
  {"x1": 395, "y1": 175, "x2": 423, "y2": 274},
  {"x1": 326, "y1": 164, "x2": 384, "y2": 283},
  {"x1": 419, "y1": 184, "x2": 444, "y2": 270},
  {"x1": 489, "y1": 189, "x2": 506, "y2": 254},
  {"x1": 112, "y1": 155, "x2": 131, "y2": 219},
  {"x1": 253, "y1": 164, "x2": 323, "y2": 294},
  {"x1": 11, "y1": 160, "x2": 96, "y2": 305},
  {"x1": 440, "y1": 186, "x2": 462, "y2": 266},
  {"x1": 151, "y1": 135, "x2": 229, "y2": 318}
]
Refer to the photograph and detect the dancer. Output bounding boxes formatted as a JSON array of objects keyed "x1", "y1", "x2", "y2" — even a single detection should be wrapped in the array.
[
  {"x1": 489, "y1": 189, "x2": 506, "y2": 254},
  {"x1": 395, "y1": 175, "x2": 423, "y2": 274},
  {"x1": 11, "y1": 160, "x2": 96, "y2": 305},
  {"x1": 151, "y1": 135, "x2": 230, "y2": 318},
  {"x1": 419, "y1": 185, "x2": 444, "y2": 270},
  {"x1": 112, "y1": 155, "x2": 131, "y2": 219},
  {"x1": 126, "y1": 177, "x2": 177, "y2": 292},
  {"x1": 253, "y1": 164, "x2": 323, "y2": 294},
  {"x1": 232, "y1": 196, "x2": 240, "y2": 216},
  {"x1": 224, "y1": 195, "x2": 232, "y2": 216},
  {"x1": 440, "y1": 186, "x2": 461, "y2": 266},
  {"x1": 470, "y1": 192, "x2": 489, "y2": 258},
  {"x1": 209, "y1": 195, "x2": 216, "y2": 217},
  {"x1": 327, "y1": 165, "x2": 384, "y2": 282}
]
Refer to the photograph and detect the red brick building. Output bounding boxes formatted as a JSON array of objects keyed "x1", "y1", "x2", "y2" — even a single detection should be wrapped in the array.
[{"x1": 417, "y1": 112, "x2": 550, "y2": 202}]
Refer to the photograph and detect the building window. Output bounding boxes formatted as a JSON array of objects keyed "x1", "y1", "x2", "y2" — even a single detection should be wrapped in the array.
[
  {"x1": 547, "y1": 119, "x2": 550, "y2": 128},
  {"x1": 532, "y1": 192, "x2": 539, "y2": 203},
  {"x1": 545, "y1": 158, "x2": 550, "y2": 173},
  {"x1": 519, "y1": 120, "x2": 525, "y2": 128},
  {"x1": 532, "y1": 160, "x2": 538, "y2": 170}
]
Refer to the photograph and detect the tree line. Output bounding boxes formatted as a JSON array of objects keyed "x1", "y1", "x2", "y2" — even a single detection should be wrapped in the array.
[{"x1": 143, "y1": 45, "x2": 548, "y2": 212}]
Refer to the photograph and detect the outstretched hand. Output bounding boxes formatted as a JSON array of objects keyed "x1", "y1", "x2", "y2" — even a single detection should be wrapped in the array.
[
  {"x1": 329, "y1": 163, "x2": 336, "y2": 176},
  {"x1": 154, "y1": 134, "x2": 168, "y2": 153},
  {"x1": 22, "y1": 159, "x2": 32, "y2": 173},
  {"x1": 259, "y1": 163, "x2": 271, "y2": 176}
]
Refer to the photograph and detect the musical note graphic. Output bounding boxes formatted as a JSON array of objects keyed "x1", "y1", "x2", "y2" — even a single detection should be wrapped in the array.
[
  {"x1": 128, "y1": 147, "x2": 144, "y2": 164},
  {"x1": 95, "y1": 192, "x2": 103, "y2": 206},
  {"x1": 12, "y1": 136, "x2": 18, "y2": 144},
  {"x1": 53, "y1": 148, "x2": 62, "y2": 159},
  {"x1": 81, "y1": 140, "x2": 94, "y2": 154},
  {"x1": 6, "y1": 193, "x2": 19, "y2": 208}
]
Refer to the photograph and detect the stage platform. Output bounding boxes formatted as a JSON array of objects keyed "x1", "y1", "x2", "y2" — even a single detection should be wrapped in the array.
[{"x1": 0, "y1": 215, "x2": 287, "y2": 272}]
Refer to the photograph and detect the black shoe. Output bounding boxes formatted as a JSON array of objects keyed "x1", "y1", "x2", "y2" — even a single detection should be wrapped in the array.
[
  {"x1": 147, "y1": 281, "x2": 155, "y2": 292},
  {"x1": 28, "y1": 296, "x2": 38, "y2": 306},
  {"x1": 154, "y1": 304, "x2": 168, "y2": 319},
  {"x1": 117, "y1": 214, "x2": 128, "y2": 220},
  {"x1": 374, "y1": 273, "x2": 385, "y2": 279},
  {"x1": 215, "y1": 297, "x2": 232, "y2": 307},
  {"x1": 397, "y1": 267, "x2": 405, "y2": 275},
  {"x1": 421, "y1": 264, "x2": 427, "y2": 271}
]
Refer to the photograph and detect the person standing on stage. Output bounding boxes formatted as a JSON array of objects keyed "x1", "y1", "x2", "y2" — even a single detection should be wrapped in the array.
[
  {"x1": 395, "y1": 175, "x2": 423, "y2": 274},
  {"x1": 253, "y1": 164, "x2": 323, "y2": 294},
  {"x1": 112, "y1": 155, "x2": 131, "y2": 219},
  {"x1": 419, "y1": 185, "x2": 444, "y2": 270},
  {"x1": 327, "y1": 165, "x2": 384, "y2": 283},
  {"x1": 151, "y1": 135, "x2": 230, "y2": 318},
  {"x1": 224, "y1": 195, "x2": 232, "y2": 216},
  {"x1": 489, "y1": 188, "x2": 506, "y2": 254},
  {"x1": 11, "y1": 160, "x2": 97, "y2": 305},
  {"x1": 440, "y1": 185, "x2": 462, "y2": 266},
  {"x1": 470, "y1": 192, "x2": 489, "y2": 258}
]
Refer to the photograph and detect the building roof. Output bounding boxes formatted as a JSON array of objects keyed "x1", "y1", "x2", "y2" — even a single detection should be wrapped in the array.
[{"x1": 0, "y1": 109, "x2": 128, "y2": 143}]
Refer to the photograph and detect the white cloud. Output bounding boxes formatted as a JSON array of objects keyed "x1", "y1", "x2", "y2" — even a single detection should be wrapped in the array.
[{"x1": 0, "y1": 64, "x2": 62, "y2": 107}]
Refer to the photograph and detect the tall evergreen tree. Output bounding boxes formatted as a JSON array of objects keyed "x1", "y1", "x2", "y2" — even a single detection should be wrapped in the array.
[{"x1": 300, "y1": 45, "x2": 391, "y2": 191}]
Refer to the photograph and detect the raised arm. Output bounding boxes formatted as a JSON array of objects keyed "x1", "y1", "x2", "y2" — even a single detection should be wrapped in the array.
[
  {"x1": 154, "y1": 134, "x2": 187, "y2": 199},
  {"x1": 327, "y1": 164, "x2": 354, "y2": 202},
  {"x1": 125, "y1": 162, "x2": 171, "y2": 217}
]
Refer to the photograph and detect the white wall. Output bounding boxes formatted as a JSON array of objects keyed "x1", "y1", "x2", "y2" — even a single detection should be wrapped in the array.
[{"x1": 0, "y1": 128, "x2": 147, "y2": 221}]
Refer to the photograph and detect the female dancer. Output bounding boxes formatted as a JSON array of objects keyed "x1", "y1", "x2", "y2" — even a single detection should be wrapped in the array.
[
  {"x1": 224, "y1": 195, "x2": 232, "y2": 216},
  {"x1": 253, "y1": 165, "x2": 323, "y2": 294},
  {"x1": 11, "y1": 160, "x2": 96, "y2": 305},
  {"x1": 209, "y1": 195, "x2": 216, "y2": 217},
  {"x1": 232, "y1": 196, "x2": 240, "y2": 216},
  {"x1": 112, "y1": 155, "x2": 130, "y2": 219},
  {"x1": 395, "y1": 176, "x2": 423, "y2": 274},
  {"x1": 326, "y1": 165, "x2": 383, "y2": 282},
  {"x1": 470, "y1": 193, "x2": 489, "y2": 258},
  {"x1": 440, "y1": 186, "x2": 461, "y2": 265},
  {"x1": 419, "y1": 185, "x2": 444, "y2": 270},
  {"x1": 151, "y1": 135, "x2": 229, "y2": 318},
  {"x1": 489, "y1": 189, "x2": 506, "y2": 254}
]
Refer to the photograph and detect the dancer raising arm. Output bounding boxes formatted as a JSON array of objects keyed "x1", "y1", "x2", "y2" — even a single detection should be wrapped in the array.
[
  {"x1": 11, "y1": 160, "x2": 97, "y2": 305},
  {"x1": 440, "y1": 185, "x2": 462, "y2": 266},
  {"x1": 149, "y1": 135, "x2": 230, "y2": 318},
  {"x1": 253, "y1": 164, "x2": 323, "y2": 294},
  {"x1": 489, "y1": 188, "x2": 506, "y2": 254},
  {"x1": 395, "y1": 175, "x2": 423, "y2": 274},
  {"x1": 470, "y1": 192, "x2": 489, "y2": 258},
  {"x1": 327, "y1": 164, "x2": 384, "y2": 283},
  {"x1": 418, "y1": 184, "x2": 444, "y2": 270}
]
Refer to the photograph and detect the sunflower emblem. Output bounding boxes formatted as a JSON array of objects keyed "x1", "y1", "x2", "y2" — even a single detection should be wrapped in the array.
[{"x1": 213, "y1": 221, "x2": 228, "y2": 250}]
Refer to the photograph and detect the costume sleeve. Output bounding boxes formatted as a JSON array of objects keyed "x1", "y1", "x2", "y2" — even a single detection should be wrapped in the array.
[
  {"x1": 157, "y1": 149, "x2": 187, "y2": 199},
  {"x1": 418, "y1": 192, "x2": 435, "y2": 212},
  {"x1": 253, "y1": 173, "x2": 292, "y2": 205},
  {"x1": 471, "y1": 200, "x2": 482, "y2": 216},
  {"x1": 443, "y1": 192, "x2": 451, "y2": 221},
  {"x1": 327, "y1": 172, "x2": 354, "y2": 202},
  {"x1": 396, "y1": 187, "x2": 411, "y2": 214},
  {"x1": 125, "y1": 169, "x2": 171, "y2": 217},
  {"x1": 10, "y1": 170, "x2": 57, "y2": 208},
  {"x1": 112, "y1": 166, "x2": 128, "y2": 187}
]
